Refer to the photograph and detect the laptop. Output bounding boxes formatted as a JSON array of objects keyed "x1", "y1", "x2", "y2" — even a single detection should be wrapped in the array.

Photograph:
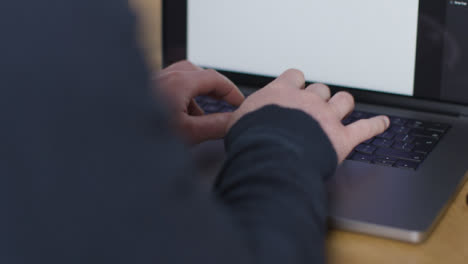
[{"x1": 162, "y1": 0, "x2": 468, "y2": 243}]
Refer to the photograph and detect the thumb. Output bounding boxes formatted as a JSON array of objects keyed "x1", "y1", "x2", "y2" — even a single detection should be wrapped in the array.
[{"x1": 185, "y1": 113, "x2": 233, "y2": 144}]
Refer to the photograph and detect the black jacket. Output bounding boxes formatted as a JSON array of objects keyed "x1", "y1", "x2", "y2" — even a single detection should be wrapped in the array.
[{"x1": 0, "y1": 1, "x2": 337, "y2": 263}]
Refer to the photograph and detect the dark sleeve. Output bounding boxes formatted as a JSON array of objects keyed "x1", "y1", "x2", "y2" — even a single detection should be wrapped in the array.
[
  {"x1": 0, "y1": 1, "x2": 336, "y2": 264},
  {"x1": 216, "y1": 106, "x2": 338, "y2": 264}
]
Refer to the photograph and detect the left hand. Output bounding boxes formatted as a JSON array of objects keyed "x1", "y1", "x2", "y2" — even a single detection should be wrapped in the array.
[{"x1": 155, "y1": 60, "x2": 245, "y2": 144}]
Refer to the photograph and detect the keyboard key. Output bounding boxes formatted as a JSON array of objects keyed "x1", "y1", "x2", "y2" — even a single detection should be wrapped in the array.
[
  {"x1": 406, "y1": 120, "x2": 425, "y2": 129},
  {"x1": 407, "y1": 120, "x2": 449, "y2": 132},
  {"x1": 372, "y1": 138, "x2": 394, "y2": 148},
  {"x1": 351, "y1": 111, "x2": 369, "y2": 119},
  {"x1": 395, "y1": 160, "x2": 419, "y2": 170},
  {"x1": 351, "y1": 153, "x2": 373, "y2": 163},
  {"x1": 373, "y1": 157, "x2": 397, "y2": 166},
  {"x1": 377, "y1": 131, "x2": 396, "y2": 140},
  {"x1": 220, "y1": 102, "x2": 236, "y2": 109},
  {"x1": 390, "y1": 125, "x2": 411, "y2": 134},
  {"x1": 196, "y1": 96, "x2": 218, "y2": 105},
  {"x1": 375, "y1": 156, "x2": 397, "y2": 162},
  {"x1": 414, "y1": 138, "x2": 437, "y2": 146},
  {"x1": 344, "y1": 111, "x2": 449, "y2": 170},
  {"x1": 195, "y1": 98, "x2": 206, "y2": 107},
  {"x1": 203, "y1": 104, "x2": 223, "y2": 113},
  {"x1": 342, "y1": 117, "x2": 357, "y2": 125},
  {"x1": 390, "y1": 117, "x2": 408, "y2": 126},
  {"x1": 197, "y1": 96, "x2": 237, "y2": 113},
  {"x1": 196, "y1": 102, "x2": 207, "y2": 108},
  {"x1": 413, "y1": 145, "x2": 433, "y2": 154},
  {"x1": 395, "y1": 134, "x2": 416, "y2": 143},
  {"x1": 392, "y1": 142, "x2": 415, "y2": 152},
  {"x1": 355, "y1": 144, "x2": 377, "y2": 155},
  {"x1": 411, "y1": 129, "x2": 442, "y2": 139},
  {"x1": 375, "y1": 148, "x2": 425, "y2": 162},
  {"x1": 426, "y1": 123, "x2": 450, "y2": 133},
  {"x1": 413, "y1": 139, "x2": 437, "y2": 154},
  {"x1": 345, "y1": 151, "x2": 355, "y2": 160},
  {"x1": 220, "y1": 106, "x2": 235, "y2": 113}
]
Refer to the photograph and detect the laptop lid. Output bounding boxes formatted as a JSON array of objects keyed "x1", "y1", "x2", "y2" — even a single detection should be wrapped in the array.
[{"x1": 163, "y1": 0, "x2": 468, "y2": 117}]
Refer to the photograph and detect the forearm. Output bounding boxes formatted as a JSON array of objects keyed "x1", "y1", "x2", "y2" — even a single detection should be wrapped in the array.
[{"x1": 216, "y1": 105, "x2": 338, "y2": 263}]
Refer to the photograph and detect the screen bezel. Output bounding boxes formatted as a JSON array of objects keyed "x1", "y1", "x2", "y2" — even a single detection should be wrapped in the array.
[{"x1": 162, "y1": 0, "x2": 468, "y2": 114}]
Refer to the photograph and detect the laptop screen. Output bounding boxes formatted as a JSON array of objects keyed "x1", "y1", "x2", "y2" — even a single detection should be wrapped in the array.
[
  {"x1": 164, "y1": 0, "x2": 468, "y2": 106},
  {"x1": 188, "y1": 0, "x2": 419, "y2": 96}
]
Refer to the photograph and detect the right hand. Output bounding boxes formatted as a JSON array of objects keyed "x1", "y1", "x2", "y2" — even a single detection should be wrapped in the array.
[{"x1": 227, "y1": 69, "x2": 390, "y2": 164}]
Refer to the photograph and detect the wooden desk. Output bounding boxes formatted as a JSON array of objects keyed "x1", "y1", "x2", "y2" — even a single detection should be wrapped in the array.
[
  {"x1": 134, "y1": 1, "x2": 468, "y2": 263},
  {"x1": 129, "y1": 0, "x2": 162, "y2": 71}
]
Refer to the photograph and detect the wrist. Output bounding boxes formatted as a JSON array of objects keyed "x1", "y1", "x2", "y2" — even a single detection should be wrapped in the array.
[{"x1": 225, "y1": 105, "x2": 338, "y2": 179}]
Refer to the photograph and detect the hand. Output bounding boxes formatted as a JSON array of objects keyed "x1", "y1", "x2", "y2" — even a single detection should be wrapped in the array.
[
  {"x1": 155, "y1": 60, "x2": 245, "y2": 144},
  {"x1": 227, "y1": 69, "x2": 390, "y2": 163}
]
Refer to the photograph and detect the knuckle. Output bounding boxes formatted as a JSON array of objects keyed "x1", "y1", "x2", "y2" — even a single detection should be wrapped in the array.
[
  {"x1": 302, "y1": 90, "x2": 316, "y2": 100},
  {"x1": 300, "y1": 92, "x2": 318, "y2": 107},
  {"x1": 178, "y1": 59, "x2": 192, "y2": 65},
  {"x1": 204, "y1": 68, "x2": 218, "y2": 75},
  {"x1": 286, "y1": 68, "x2": 305, "y2": 81},
  {"x1": 314, "y1": 83, "x2": 330, "y2": 90},
  {"x1": 337, "y1": 91, "x2": 355, "y2": 106},
  {"x1": 320, "y1": 86, "x2": 332, "y2": 99},
  {"x1": 203, "y1": 69, "x2": 223, "y2": 82},
  {"x1": 317, "y1": 83, "x2": 331, "y2": 93},
  {"x1": 164, "y1": 71, "x2": 186, "y2": 83},
  {"x1": 168, "y1": 70, "x2": 184, "y2": 78},
  {"x1": 312, "y1": 106, "x2": 333, "y2": 124},
  {"x1": 176, "y1": 60, "x2": 194, "y2": 69}
]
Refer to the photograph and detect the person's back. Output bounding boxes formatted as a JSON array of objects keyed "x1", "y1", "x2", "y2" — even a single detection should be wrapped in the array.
[{"x1": 0, "y1": 1, "x2": 389, "y2": 263}]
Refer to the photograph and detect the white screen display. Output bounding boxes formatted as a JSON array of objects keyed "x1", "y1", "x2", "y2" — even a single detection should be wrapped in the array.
[{"x1": 188, "y1": 0, "x2": 420, "y2": 96}]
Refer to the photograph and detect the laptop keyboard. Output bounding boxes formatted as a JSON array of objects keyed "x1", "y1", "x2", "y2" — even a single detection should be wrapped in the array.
[
  {"x1": 195, "y1": 96, "x2": 237, "y2": 114},
  {"x1": 195, "y1": 96, "x2": 450, "y2": 170},
  {"x1": 343, "y1": 111, "x2": 450, "y2": 170}
]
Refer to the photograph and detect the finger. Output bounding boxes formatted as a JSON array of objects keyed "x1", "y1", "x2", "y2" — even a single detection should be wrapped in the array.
[
  {"x1": 328, "y1": 91, "x2": 355, "y2": 119},
  {"x1": 186, "y1": 69, "x2": 245, "y2": 106},
  {"x1": 270, "y1": 69, "x2": 306, "y2": 90},
  {"x1": 185, "y1": 113, "x2": 233, "y2": 143},
  {"x1": 188, "y1": 99, "x2": 204, "y2": 116},
  {"x1": 346, "y1": 115, "x2": 390, "y2": 146},
  {"x1": 305, "y1": 83, "x2": 331, "y2": 101},
  {"x1": 161, "y1": 60, "x2": 203, "y2": 74}
]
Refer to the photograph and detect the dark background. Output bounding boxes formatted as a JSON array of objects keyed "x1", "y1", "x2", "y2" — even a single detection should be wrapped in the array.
[{"x1": 441, "y1": 2, "x2": 468, "y2": 104}]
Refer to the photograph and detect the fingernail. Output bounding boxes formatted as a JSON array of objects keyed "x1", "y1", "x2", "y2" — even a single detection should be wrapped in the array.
[{"x1": 383, "y1": 116, "x2": 390, "y2": 127}]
